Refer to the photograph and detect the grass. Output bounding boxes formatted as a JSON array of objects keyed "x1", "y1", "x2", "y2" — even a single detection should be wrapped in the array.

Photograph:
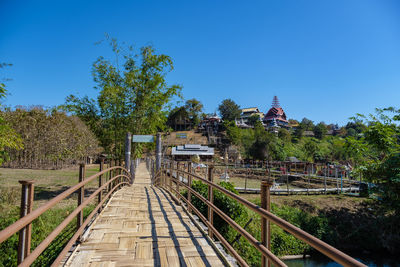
[
  {"x1": 0, "y1": 164, "x2": 101, "y2": 209},
  {"x1": 228, "y1": 176, "x2": 261, "y2": 188},
  {"x1": 0, "y1": 164, "x2": 100, "y2": 187},
  {"x1": 0, "y1": 164, "x2": 104, "y2": 266}
]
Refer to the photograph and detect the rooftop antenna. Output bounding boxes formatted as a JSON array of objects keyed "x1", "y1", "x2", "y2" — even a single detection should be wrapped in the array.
[{"x1": 272, "y1": 96, "x2": 281, "y2": 108}]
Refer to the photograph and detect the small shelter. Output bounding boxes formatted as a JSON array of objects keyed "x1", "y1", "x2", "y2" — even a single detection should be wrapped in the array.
[{"x1": 171, "y1": 144, "x2": 214, "y2": 161}]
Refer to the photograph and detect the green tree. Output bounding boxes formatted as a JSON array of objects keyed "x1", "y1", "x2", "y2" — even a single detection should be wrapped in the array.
[
  {"x1": 0, "y1": 63, "x2": 23, "y2": 165},
  {"x1": 346, "y1": 108, "x2": 400, "y2": 211},
  {"x1": 248, "y1": 122, "x2": 284, "y2": 160},
  {"x1": 65, "y1": 38, "x2": 182, "y2": 159},
  {"x1": 185, "y1": 98, "x2": 203, "y2": 126},
  {"x1": 300, "y1": 118, "x2": 314, "y2": 130},
  {"x1": 218, "y1": 99, "x2": 241, "y2": 121},
  {"x1": 278, "y1": 128, "x2": 291, "y2": 143},
  {"x1": 225, "y1": 121, "x2": 242, "y2": 146},
  {"x1": 293, "y1": 124, "x2": 304, "y2": 139},
  {"x1": 247, "y1": 114, "x2": 260, "y2": 126},
  {"x1": 345, "y1": 120, "x2": 366, "y2": 137},
  {"x1": 303, "y1": 138, "x2": 319, "y2": 162},
  {"x1": 346, "y1": 128, "x2": 356, "y2": 137},
  {"x1": 314, "y1": 122, "x2": 328, "y2": 139}
]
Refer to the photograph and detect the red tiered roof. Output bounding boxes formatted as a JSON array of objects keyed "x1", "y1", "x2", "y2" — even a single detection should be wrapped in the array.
[
  {"x1": 264, "y1": 96, "x2": 288, "y2": 123},
  {"x1": 264, "y1": 107, "x2": 288, "y2": 122}
]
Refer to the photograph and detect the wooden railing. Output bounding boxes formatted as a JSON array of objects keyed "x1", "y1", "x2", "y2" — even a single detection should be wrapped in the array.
[
  {"x1": 152, "y1": 160, "x2": 366, "y2": 267},
  {"x1": 0, "y1": 160, "x2": 131, "y2": 267}
]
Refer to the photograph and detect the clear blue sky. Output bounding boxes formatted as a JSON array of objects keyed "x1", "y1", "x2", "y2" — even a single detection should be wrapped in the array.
[{"x1": 1, "y1": 0, "x2": 399, "y2": 125}]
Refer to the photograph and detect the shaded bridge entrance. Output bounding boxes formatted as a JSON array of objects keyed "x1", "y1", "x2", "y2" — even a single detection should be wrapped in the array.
[{"x1": 64, "y1": 163, "x2": 225, "y2": 266}]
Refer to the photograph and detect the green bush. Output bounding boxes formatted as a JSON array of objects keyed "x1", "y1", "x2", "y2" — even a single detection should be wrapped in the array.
[
  {"x1": 0, "y1": 204, "x2": 94, "y2": 266},
  {"x1": 183, "y1": 180, "x2": 334, "y2": 266},
  {"x1": 223, "y1": 200, "x2": 335, "y2": 266},
  {"x1": 184, "y1": 180, "x2": 246, "y2": 235}
]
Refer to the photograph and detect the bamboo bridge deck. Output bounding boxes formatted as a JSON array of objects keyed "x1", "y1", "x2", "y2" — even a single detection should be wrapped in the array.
[{"x1": 64, "y1": 163, "x2": 225, "y2": 267}]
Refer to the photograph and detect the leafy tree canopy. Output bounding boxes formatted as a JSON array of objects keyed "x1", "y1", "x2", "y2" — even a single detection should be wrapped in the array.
[
  {"x1": 345, "y1": 108, "x2": 400, "y2": 212},
  {"x1": 247, "y1": 114, "x2": 261, "y2": 126},
  {"x1": 0, "y1": 63, "x2": 23, "y2": 165},
  {"x1": 64, "y1": 37, "x2": 182, "y2": 159},
  {"x1": 314, "y1": 122, "x2": 328, "y2": 139},
  {"x1": 185, "y1": 98, "x2": 203, "y2": 126},
  {"x1": 300, "y1": 118, "x2": 314, "y2": 131},
  {"x1": 218, "y1": 99, "x2": 240, "y2": 121}
]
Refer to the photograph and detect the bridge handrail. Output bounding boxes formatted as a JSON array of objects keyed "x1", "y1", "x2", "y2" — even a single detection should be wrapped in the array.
[
  {"x1": 154, "y1": 163, "x2": 366, "y2": 267},
  {"x1": 0, "y1": 165, "x2": 131, "y2": 267}
]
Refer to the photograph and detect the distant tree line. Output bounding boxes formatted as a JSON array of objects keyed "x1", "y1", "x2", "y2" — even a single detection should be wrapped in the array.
[{"x1": 1, "y1": 107, "x2": 101, "y2": 169}]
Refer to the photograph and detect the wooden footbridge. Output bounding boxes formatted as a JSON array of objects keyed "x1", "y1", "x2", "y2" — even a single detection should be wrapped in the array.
[
  {"x1": 0, "y1": 157, "x2": 368, "y2": 267},
  {"x1": 63, "y1": 163, "x2": 224, "y2": 266}
]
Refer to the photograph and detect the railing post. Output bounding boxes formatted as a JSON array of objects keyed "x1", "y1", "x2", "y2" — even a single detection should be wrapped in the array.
[
  {"x1": 125, "y1": 132, "x2": 132, "y2": 172},
  {"x1": 109, "y1": 160, "x2": 113, "y2": 192},
  {"x1": 307, "y1": 164, "x2": 310, "y2": 195},
  {"x1": 151, "y1": 159, "x2": 155, "y2": 182},
  {"x1": 188, "y1": 162, "x2": 192, "y2": 213},
  {"x1": 176, "y1": 162, "x2": 180, "y2": 202},
  {"x1": 162, "y1": 163, "x2": 166, "y2": 188},
  {"x1": 130, "y1": 159, "x2": 135, "y2": 184},
  {"x1": 77, "y1": 164, "x2": 85, "y2": 240},
  {"x1": 156, "y1": 133, "x2": 162, "y2": 173},
  {"x1": 208, "y1": 165, "x2": 214, "y2": 239},
  {"x1": 98, "y1": 159, "x2": 104, "y2": 211},
  {"x1": 17, "y1": 180, "x2": 34, "y2": 264},
  {"x1": 286, "y1": 164, "x2": 289, "y2": 195},
  {"x1": 169, "y1": 161, "x2": 173, "y2": 194},
  {"x1": 261, "y1": 180, "x2": 272, "y2": 267}
]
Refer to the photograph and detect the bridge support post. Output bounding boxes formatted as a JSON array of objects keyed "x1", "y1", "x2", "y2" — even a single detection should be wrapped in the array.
[
  {"x1": 208, "y1": 166, "x2": 214, "y2": 239},
  {"x1": 77, "y1": 164, "x2": 85, "y2": 240},
  {"x1": 17, "y1": 180, "x2": 34, "y2": 264},
  {"x1": 261, "y1": 180, "x2": 272, "y2": 267},
  {"x1": 125, "y1": 132, "x2": 131, "y2": 172}
]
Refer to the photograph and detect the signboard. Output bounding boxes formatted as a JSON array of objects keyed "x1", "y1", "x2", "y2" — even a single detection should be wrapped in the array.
[
  {"x1": 132, "y1": 135, "x2": 154, "y2": 143},
  {"x1": 176, "y1": 133, "x2": 187, "y2": 139}
]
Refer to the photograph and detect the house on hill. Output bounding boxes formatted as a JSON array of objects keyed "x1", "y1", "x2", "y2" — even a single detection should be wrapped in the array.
[
  {"x1": 264, "y1": 96, "x2": 289, "y2": 130},
  {"x1": 236, "y1": 107, "x2": 264, "y2": 128}
]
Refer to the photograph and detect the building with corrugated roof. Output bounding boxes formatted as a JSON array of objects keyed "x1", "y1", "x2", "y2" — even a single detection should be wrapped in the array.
[{"x1": 171, "y1": 144, "x2": 214, "y2": 161}]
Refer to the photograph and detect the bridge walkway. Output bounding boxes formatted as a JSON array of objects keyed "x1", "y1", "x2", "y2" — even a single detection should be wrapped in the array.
[{"x1": 64, "y1": 163, "x2": 225, "y2": 267}]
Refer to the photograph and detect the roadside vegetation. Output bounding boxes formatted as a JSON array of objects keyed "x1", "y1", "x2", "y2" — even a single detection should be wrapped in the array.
[
  {"x1": 0, "y1": 165, "x2": 100, "y2": 266},
  {"x1": 1, "y1": 108, "x2": 101, "y2": 169}
]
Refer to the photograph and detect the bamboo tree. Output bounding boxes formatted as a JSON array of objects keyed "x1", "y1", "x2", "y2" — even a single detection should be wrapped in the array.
[{"x1": 65, "y1": 37, "x2": 182, "y2": 159}]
